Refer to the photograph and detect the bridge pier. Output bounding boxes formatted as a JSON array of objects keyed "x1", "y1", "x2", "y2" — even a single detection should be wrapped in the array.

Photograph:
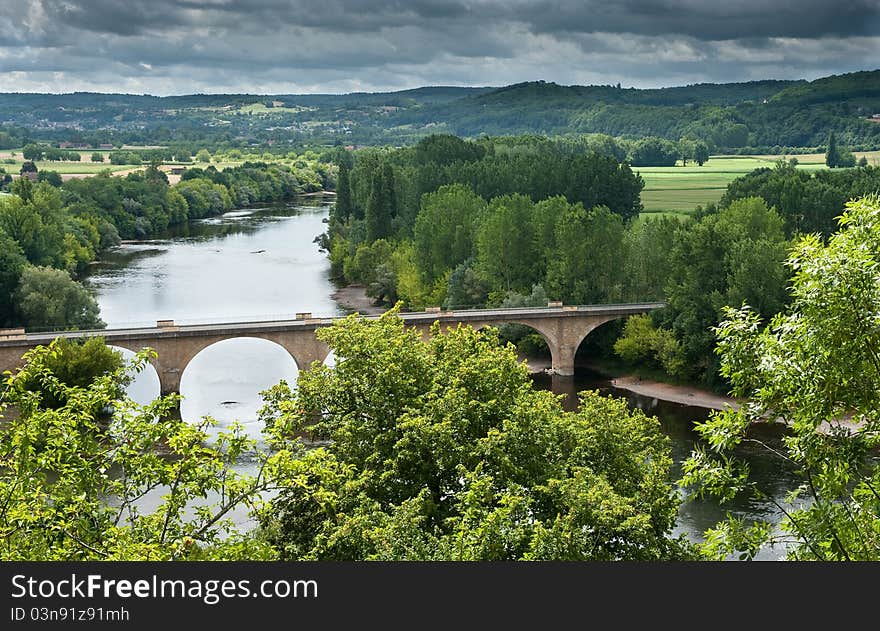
[
  {"x1": 532, "y1": 314, "x2": 621, "y2": 377},
  {"x1": 550, "y1": 344, "x2": 577, "y2": 376}
]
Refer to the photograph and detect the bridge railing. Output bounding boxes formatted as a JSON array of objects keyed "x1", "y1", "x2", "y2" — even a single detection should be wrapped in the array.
[{"x1": 12, "y1": 302, "x2": 666, "y2": 337}]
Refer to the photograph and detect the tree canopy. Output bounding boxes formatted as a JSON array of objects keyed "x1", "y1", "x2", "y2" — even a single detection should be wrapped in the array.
[
  {"x1": 257, "y1": 308, "x2": 693, "y2": 560},
  {"x1": 681, "y1": 195, "x2": 880, "y2": 560}
]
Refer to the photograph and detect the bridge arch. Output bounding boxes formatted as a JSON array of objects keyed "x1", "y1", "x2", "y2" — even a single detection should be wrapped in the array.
[
  {"x1": 571, "y1": 316, "x2": 628, "y2": 371},
  {"x1": 413, "y1": 314, "x2": 625, "y2": 376},
  {"x1": 0, "y1": 304, "x2": 664, "y2": 391},
  {"x1": 109, "y1": 345, "x2": 162, "y2": 406},
  {"x1": 468, "y1": 320, "x2": 554, "y2": 370},
  {"x1": 178, "y1": 337, "x2": 300, "y2": 440},
  {"x1": 541, "y1": 314, "x2": 624, "y2": 376}
]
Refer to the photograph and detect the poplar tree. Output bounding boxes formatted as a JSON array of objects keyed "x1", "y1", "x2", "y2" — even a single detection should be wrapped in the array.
[
  {"x1": 365, "y1": 163, "x2": 395, "y2": 242},
  {"x1": 825, "y1": 131, "x2": 838, "y2": 167},
  {"x1": 333, "y1": 162, "x2": 352, "y2": 222}
]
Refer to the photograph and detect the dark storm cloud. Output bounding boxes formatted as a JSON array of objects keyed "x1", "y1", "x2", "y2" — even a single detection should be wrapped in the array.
[
  {"x1": 29, "y1": 0, "x2": 880, "y2": 39},
  {"x1": 511, "y1": 0, "x2": 880, "y2": 40},
  {"x1": 1, "y1": 0, "x2": 878, "y2": 94}
]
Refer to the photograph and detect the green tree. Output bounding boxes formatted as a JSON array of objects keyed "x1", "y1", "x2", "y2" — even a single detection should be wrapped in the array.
[
  {"x1": 257, "y1": 308, "x2": 692, "y2": 560},
  {"x1": 333, "y1": 161, "x2": 352, "y2": 222},
  {"x1": 14, "y1": 265, "x2": 104, "y2": 331},
  {"x1": 824, "y1": 132, "x2": 855, "y2": 168},
  {"x1": 825, "y1": 132, "x2": 838, "y2": 167},
  {"x1": 614, "y1": 314, "x2": 686, "y2": 377},
  {"x1": 91, "y1": 152, "x2": 104, "y2": 162},
  {"x1": 196, "y1": 148, "x2": 211, "y2": 163},
  {"x1": 546, "y1": 204, "x2": 625, "y2": 304},
  {"x1": 414, "y1": 184, "x2": 486, "y2": 284},
  {"x1": 476, "y1": 194, "x2": 540, "y2": 292},
  {"x1": 343, "y1": 239, "x2": 394, "y2": 286},
  {"x1": 661, "y1": 197, "x2": 790, "y2": 384},
  {"x1": 365, "y1": 163, "x2": 396, "y2": 242},
  {"x1": 622, "y1": 214, "x2": 682, "y2": 302},
  {"x1": 678, "y1": 138, "x2": 696, "y2": 166},
  {"x1": 721, "y1": 161, "x2": 880, "y2": 236},
  {"x1": 413, "y1": 134, "x2": 486, "y2": 166},
  {"x1": 37, "y1": 170, "x2": 62, "y2": 187},
  {"x1": 630, "y1": 137, "x2": 679, "y2": 167},
  {"x1": 0, "y1": 230, "x2": 26, "y2": 326},
  {"x1": 15, "y1": 337, "x2": 124, "y2": 410},
  {"x1": 693, "y1": 140, "x2": 710, "y2": 166},
  {"x1": 682, "y1": 195, "x2": 880, "y2": 560},
  {"x1": 0, "y1": 184, "x2": 66, "y2": 268},
  {"x1": 444, "y1": 259, "x2": 490, "y2": 309},
  {"x1": 0, "y1": 342, "x2": 276, "y2": 560},
  {"x1": 21, "y1": 144, "x2": 43, "y2": 161}
]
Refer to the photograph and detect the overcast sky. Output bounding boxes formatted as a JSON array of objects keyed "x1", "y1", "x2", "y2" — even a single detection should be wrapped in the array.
[{"x1": 2, "y1": 0, "x2": 879, "y2": 95}]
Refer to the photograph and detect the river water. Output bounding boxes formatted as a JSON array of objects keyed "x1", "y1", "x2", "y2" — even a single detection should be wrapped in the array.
[{"x1": 84, "y1": 197, "x2": 799, "y2": 559}]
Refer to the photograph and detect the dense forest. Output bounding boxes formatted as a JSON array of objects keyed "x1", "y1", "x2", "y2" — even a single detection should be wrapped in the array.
[{"x1": 1, "y1": 69, "x2": 878, "y2": 151}]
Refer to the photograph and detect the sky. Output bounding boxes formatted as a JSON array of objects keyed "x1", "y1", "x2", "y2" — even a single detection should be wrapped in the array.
[{"x1": 1, "y1": 0, "x2": 879, "y2": 95}]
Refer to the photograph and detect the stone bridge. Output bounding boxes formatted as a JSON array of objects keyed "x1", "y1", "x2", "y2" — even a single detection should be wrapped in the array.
[{"x1": 0, "y1": 303, "x2": 663, "y2": 394}]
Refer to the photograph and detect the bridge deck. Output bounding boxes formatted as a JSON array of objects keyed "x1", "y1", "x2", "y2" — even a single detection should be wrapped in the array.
[{"x1": 0, "y1": 303, "x2": 665, "y2": 346}]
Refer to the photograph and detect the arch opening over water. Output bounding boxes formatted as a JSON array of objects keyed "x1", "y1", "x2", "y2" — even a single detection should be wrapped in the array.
[
  {"x1": 179, "y1": 337, "x2": 299, "y2": 441},
  {"x1": 110, "y1": 345, "x2": 162, "y2": 407}
]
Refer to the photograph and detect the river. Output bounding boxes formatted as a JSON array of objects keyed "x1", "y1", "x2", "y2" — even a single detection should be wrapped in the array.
[{"x1": 84, "y1": 196, "x2": 799, "y2": 559}]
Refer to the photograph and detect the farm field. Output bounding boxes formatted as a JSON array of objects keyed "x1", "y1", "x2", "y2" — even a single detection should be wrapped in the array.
[
  {"x1": 638, "y1": 154, "x2": 843, "y2": 216},
  {"x1": 0, "y1": 149, "x2": 145, "y2": 175},
  {"x1": 0, "y1": 147, "x2": 256, "y2": 182},
  {"x1": 4, "y1": 147, "x2": 878, "y2": 212}
]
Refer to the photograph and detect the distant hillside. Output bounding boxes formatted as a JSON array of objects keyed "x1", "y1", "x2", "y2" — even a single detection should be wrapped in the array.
[
  {"x1": 389, "y1": 72, "x2": 880, "y2": 149},
  {"x1": 1, "y1": 70, "x2": 878, "y2": 150}
]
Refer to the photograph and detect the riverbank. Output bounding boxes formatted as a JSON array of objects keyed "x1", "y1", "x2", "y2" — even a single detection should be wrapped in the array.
[
  {"x1": 606, "y1": 373, "x2": 862, "y2": 434},
  {"x1": 330, "y1": 284, "x2": 387, "y2": 315},
  {"x1": 608, "y1": 375, "x2": 739, "y2": 411}
]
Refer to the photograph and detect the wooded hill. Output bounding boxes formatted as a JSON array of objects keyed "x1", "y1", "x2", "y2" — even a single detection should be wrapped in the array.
[{"x1": 1, "y1": 69, "x2": 878, "y2": 150}]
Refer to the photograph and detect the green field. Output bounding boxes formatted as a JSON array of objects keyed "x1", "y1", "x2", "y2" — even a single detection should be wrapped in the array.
[
  {"x1": 637, "y1": 155, "x2": 827, "y2": 215},
  {"x1": 235, "y1": 102, "x2": 311, "y2": 115},
  {"x1": 638, "y1": 152, "x2": 880, "y2": 216},
  {"x1": 4, "y1": 147, "x2": 878, "y2": 207},
  {"x1": 0, "y1": 149, "x2": 148, "y2": 175}
]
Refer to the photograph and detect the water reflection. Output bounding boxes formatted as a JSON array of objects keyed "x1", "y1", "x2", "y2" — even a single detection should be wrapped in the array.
[{"x1": 85, "y1": 198, "x2": 344, "y2": 328}]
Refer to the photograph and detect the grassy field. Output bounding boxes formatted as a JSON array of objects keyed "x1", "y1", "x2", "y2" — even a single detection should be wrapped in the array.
[
  {"x1": 638, "y1": 155, "x2": 834, "y2": 216},
  {"x1": 235, "y1": 102, "x2": 310, "y2": 115},
  {"x1": 0, "y1": 146, "x2": 253, "y2": 181},
  {"x1": 0, "y1": 149, "x2": 147, "y2": 175}
]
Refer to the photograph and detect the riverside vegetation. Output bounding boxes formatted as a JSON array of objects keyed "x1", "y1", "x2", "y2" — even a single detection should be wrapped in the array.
[
  {"x1": 324, "y1": 133, "x2": 880, "y2": 388},
  {"x1": 4, "y1": 194, "x2": 880, "y2": 560},
  {"x1": 2, "y1": 115, "x2": 880, "y2": 559}
]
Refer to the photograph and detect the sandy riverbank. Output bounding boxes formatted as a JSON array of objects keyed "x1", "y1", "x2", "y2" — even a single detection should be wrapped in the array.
[
  {"x1": 330, "y1": 284, "x2": 387, "y2": 315},
  {"x1": 608, "y1": 375, "x2": 863, "y2": 434},
  {"x1": 608, "y1": 375, "x2": 739, "y2": 411}
]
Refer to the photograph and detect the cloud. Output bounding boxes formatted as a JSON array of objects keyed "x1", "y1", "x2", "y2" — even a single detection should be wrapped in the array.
[{"x1": 0, "y1": 0, "x2": 877, "y2": 94}]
